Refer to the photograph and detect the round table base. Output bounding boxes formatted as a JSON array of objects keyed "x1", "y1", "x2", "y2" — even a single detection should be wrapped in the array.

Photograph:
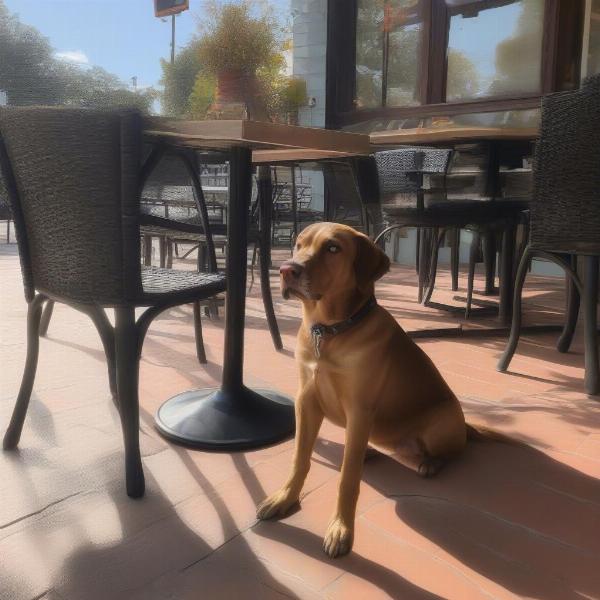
[{"x1": 155, "y1": 386, "x2": 295, "y2": 450}]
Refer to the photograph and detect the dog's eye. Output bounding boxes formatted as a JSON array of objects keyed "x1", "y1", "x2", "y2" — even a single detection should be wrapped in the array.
[{"x1": 327, "y1": 244, "x2": 340, "y2": 254}]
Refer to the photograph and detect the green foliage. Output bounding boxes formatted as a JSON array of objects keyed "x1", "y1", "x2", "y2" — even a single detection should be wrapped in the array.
[
  {"x1": 160, "y1": 41, "x2": 203, "y2": 116},
  {"x1": 282, "y1": 77, "x2": 308, "y2": 111},
  {"x1": 196, "y1": 1, "x2": 279, "y2": 75},
  {"x1": 187, "y1": 72, "x2": 216, "y2": 118},
  {"x1": 0, "y1": 0, "x2": 155, "y2": 112},
  {"x1": 180, "y1": 0, "x2": 305, "y2": 122}
]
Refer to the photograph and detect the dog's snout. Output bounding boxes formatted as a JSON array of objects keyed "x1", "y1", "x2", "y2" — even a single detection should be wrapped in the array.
[{"x1": 280, "y1": 262, "x2": 303, "y2": 281}]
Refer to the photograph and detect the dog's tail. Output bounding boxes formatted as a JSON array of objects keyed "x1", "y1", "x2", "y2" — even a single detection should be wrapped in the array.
[{"x1": 466, "y1": 423, "x2": 524, "y2": 446}]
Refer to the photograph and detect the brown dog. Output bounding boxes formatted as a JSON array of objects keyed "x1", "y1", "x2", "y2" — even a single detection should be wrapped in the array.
[{"x1": 256, "y1": 222, "x2": 467, "y2": 558}]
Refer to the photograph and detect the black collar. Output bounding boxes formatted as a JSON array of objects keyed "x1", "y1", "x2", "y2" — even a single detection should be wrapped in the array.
[{"x1": 310, "y1": 297, "x2": 377, "y2": 358}]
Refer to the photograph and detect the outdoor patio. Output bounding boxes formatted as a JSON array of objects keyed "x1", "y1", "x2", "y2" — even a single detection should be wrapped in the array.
[{"x1": 2, "y1": 242, "x2": 598, "y2": 600}]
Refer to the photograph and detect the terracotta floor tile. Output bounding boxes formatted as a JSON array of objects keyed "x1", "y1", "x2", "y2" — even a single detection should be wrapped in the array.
[{"x1": 1, "y1": 244, "x2": 599, "y2": 599}]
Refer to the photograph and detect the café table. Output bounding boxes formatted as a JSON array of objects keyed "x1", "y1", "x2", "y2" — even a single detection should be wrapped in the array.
[
  {"x1": 143, "y1": 118, "x2": 371, "y2": 451},
  {"x1": 370, "y1": 125, "x2": 540, "y2": 326}
]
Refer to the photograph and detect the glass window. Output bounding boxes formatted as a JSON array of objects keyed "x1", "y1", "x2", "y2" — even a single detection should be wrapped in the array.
[
  {"x1": 446, "y1": 0, "x2": 545, "y2": 102},
  {"x1": 583, "y1": 0, "x2": 600, "y2": 77},
  {"x1": 356, "y1": 0, "x2": 385, "y2": 108},
  {"x1": 355, "y1": 0, "x2": 423, "y2": 109}
]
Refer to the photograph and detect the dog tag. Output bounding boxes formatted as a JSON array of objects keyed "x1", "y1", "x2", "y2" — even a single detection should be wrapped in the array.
[{"x1": 311, "y1": 325, "x2": 325, "y2": 358}]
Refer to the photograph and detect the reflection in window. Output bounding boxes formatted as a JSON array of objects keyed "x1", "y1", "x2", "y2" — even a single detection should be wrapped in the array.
[
  {"x1": 341, "y1": 108, "x2": 540, "y2": 134},
  {"x1": 584, "y1": 0, "x2": 600, "y2": 77},
  {"x1": 355, "y1": 0, "x2": 422, "y2": 109},
  {"x1": 446, "y1": 0, "x2": 545, "y2": 102}
]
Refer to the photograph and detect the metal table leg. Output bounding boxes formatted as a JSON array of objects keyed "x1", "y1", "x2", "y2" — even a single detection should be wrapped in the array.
[{"x1": 155, "y1": 147, "x2": 295, "y2": 450}]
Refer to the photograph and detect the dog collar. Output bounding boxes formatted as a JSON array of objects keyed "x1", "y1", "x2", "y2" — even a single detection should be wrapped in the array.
[{"x1": 310, "y1": 297, "x2": 377, "y2": 358}]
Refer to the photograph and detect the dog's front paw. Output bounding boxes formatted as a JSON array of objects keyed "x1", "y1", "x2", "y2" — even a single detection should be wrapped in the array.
[
  {"x1": 256, "y1": 488, "x2": 299, "y2": 520},
  {"x1": 323, "y1": 517, "x2": 354, "y2": 558}
]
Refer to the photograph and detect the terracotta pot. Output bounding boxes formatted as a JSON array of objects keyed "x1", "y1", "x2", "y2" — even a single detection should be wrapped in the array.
[
  {"x1": 207, "y1": 69, "x2": 263, "y2": 120},
  {"x1": 215, "y1": 70, "x2": 252, "y2": 104}
]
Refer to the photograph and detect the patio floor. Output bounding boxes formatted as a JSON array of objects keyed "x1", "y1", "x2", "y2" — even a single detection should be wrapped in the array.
[{"x1": 1, "y1": 241, "x2": 599, "y2": 600}]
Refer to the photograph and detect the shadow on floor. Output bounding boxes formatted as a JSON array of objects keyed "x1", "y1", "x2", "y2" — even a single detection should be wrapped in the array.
[{"x1": 309, "y1": 437, "x2": 600, "y2": 600}]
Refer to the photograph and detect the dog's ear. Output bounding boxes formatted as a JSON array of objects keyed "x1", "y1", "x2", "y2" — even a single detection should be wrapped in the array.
[{"x1": 354, "y1": 234, "x2": 390, "y2": 290}]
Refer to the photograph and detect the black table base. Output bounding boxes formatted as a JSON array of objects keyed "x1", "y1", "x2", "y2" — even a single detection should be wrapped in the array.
[
  {"x1": 154, "y1": 148, "x2": 295, "y2": 451},
  {"x1": 155, "y1": 387, "x2": 294, "y2": 450}
]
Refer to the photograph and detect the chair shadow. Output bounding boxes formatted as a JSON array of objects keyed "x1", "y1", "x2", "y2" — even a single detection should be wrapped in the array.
[
  {"x1": 180, "y1": 445, "x2": 445, "y2": 600},
  {"x1": 52, "y1": 438, "x2": 444, "y2": 599},
  {"x1": 311, "y1": 437, "x2": 600, "y2": 600}
]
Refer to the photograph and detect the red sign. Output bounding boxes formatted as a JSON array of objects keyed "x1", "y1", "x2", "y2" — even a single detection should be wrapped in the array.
[{"x1": 154, "y1": 0, "x2": 189, "y2": 18}]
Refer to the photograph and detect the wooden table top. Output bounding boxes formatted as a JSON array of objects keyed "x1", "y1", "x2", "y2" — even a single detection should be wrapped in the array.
[
  {"x1": 143, "y1": 118, "x2": 371, "y2": 159},
  {"x1": 370, "y1": 126, "x2": 540, "y2": 146}
]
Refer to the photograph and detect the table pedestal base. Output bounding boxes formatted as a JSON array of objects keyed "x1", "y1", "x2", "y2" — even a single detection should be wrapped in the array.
[{"x1": 155, "y1": 387, "x2": 295, "y2": 450}]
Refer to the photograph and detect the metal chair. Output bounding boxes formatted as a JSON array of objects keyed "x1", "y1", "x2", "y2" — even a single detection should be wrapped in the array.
[
  {"x1": 0, "y1": 107, "x2": 227, "y2": 497},
  {"x1": 498, "y1": 74, "x2": 600, "y2": 395}
]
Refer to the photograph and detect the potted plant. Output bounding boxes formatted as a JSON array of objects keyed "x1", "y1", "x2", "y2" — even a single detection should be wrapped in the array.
[{"x1": 197, "y1": 1, "x2": 279, "y2": 119}]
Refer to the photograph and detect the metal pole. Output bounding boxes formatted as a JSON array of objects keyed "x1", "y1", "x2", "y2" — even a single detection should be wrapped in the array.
[{"x1": 171, "y1": 14, "x2": 175, "y2": 65}]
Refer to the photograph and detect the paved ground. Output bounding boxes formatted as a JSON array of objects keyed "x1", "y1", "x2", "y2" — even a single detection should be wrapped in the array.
[{"x1": 1, "y1": 242, "x2": 599, "y2": 600}]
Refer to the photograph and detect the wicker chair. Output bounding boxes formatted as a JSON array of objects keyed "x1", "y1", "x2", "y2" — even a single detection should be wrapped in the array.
[
  {"x1": 138, "y1": 150, "x2": 283, "y2": 351},
  {"x1": 0, "y1": 185, "x2": 12, "y2": 242},
  {"x1": 497, "y1": 74, "x2": 600, "y2": 395},
  {"x1": 363, "y1": 148, "x2": 528, "y2": 313},
  {"x1": 0, "y1": 107, "x2": 227, "y2": 497}
]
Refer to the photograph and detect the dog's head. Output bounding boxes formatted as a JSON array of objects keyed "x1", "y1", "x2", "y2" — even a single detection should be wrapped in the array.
[{"x1": 279, "y1": 222, "x2": 390, "y2": 303}]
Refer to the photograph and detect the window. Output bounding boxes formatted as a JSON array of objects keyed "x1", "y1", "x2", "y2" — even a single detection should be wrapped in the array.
[
  {"x1": 446, "y1": 0, "x2": 545, "y2": 102},
  {"x1": 328, "y1": 0, "x2": 585, "y2": 128},
  {"x1": 583, "y1": 0, "x2": 600, "y2": 76},
  {"x1": 356, "y1": 0, "x2": 424, "y2": 108}
]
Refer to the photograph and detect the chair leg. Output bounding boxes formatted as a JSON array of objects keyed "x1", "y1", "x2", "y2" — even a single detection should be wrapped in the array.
[
  {"x1": 415, "y1": 228, "x2": 421, "y2": 274},
  {"x1": 143, "y1": 234, "x2": 153, "y2": 266},
  {"x1": 159, "y1": 237, "x2": 167, "y2": 268},
  {"x1": 465, "y1": 231, "x2": 481, "y2": 319},
  {"x1": 87, "y1": 306, "x2": 117, "y2": 398},
  {"x1": 249, "y1": 243, "x2": 258, "y2": 293},
  {"x1": 166, "y1": 239, "x2": 174, "y2": 269},
  {"x1": 197, "y1": 243, "x2": 208, "y2": 273},
  {"x1": 259, "y1": 238, "x2": 283, "y2": 351},
  {"x1": 3, "y1": 294, "x2": 45, "y2": 449},
  {"x1": 497, "y1": 246, "x2": 532, "y2": 372},
  {"x1": 39, "y1": 299, "x2": 55, "y2": 337},
  {"x1": 193, "y1": 302, "x2": 207, "y2": 364},
  {"x1": 114, "y1": 307, "x2": 145, "y2": 498},
  {"x1": 450, "y1": 228, "x2": 460, "y2": 292},
  {"x1": 423, "y1": 229, "x2": 446, "y2": 305},
  {"x1": 417, "y1": 228, "x2": 431, "y2": 304},
  {"x1": 483, "y1": 231, "x2": 497, "y2": 295},
  {"x1": 498, "y1": 223, "x2": 517, "y2": 325},
  {"x1": 583, "y1": 256, "x2": 599, "y2": 396},
  {"x1": 557, "y1": 255, "x2": 580, "y2": 354}
]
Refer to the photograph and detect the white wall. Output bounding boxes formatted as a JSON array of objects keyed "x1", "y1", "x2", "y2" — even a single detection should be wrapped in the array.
[
  {"x1": 292, "y1": 0, "x2": 327, "y2": 128},
  {"x1": 291, "y1": 0, "x2": 328, "y2": 217}
]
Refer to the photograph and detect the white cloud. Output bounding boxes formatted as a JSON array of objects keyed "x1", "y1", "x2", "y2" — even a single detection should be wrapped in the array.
[{"x1": 54, "y1": 50, "x2": 90, "y2": 65}]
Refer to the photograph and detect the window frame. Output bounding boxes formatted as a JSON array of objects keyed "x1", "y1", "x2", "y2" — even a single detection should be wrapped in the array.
[{"x1": 326, "y1": 0, "x2": 585, "y2": 128}]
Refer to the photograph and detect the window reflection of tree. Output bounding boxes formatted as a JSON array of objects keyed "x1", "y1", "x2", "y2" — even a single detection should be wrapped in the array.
[
  {"x1": 447, "y1": 0, "x2": 545, "y2": 101},
  {"x1": 492, "y1": 0, "x2": 545, "y2": 96},
  {"x1": 355, "y1": 0, "x2": 480, "y2": 109}
]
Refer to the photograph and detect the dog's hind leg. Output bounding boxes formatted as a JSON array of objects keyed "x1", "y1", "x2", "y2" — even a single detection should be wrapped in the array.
[
  {"x1": 390, "y1": 437, "x2": 446, "y2": 477},
  {"x1": 415, "y1": 439, "x2": 447, "y2": 478},
  {"x1": 416, "y1": 399, "x2": 467, "y2": 477}
]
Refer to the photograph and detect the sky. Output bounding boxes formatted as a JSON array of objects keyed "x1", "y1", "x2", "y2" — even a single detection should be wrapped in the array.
[
  {"x1": 4, "y1": 0, "x2": 527, "y2": 103},
  {"x1": 4, "y1": 0, "x2": 290, "y2": 92},
  {"x1": 447, "y1": 1, "x2": 523, "y2": 91}
]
